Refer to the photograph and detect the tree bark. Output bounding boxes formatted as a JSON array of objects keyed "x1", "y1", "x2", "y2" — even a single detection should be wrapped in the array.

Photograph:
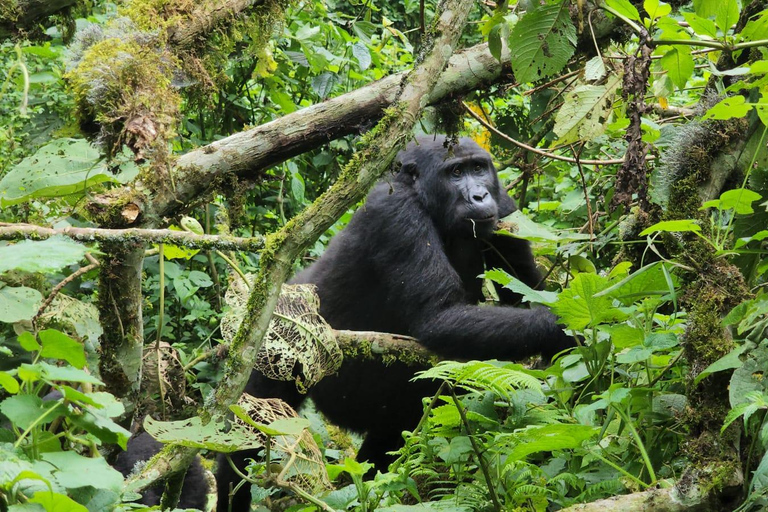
[
  {"x1": 0, "y1": 0, "x2": 76, "y2": 38},
  {"x1": 167, "y1": 0, "x2": 266, "y2": 48}
]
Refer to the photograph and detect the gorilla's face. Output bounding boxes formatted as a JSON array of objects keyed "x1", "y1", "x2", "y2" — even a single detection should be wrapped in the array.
[{"x1": 399, "y1": 137, "x2": 516, "y2": 239}]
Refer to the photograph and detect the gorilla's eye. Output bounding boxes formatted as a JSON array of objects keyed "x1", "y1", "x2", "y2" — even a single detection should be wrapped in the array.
[
  {"x1": 474, "y1": 164, "x2": 483, "y2": 174},
  {"x1": 451, "y1": 167, "x2": 462, "y2": 177}
]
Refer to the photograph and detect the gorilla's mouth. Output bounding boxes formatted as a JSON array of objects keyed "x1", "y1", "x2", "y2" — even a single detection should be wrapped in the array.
[{"x1": 465, "y1": 214, "x2": 496, "y2": 223}]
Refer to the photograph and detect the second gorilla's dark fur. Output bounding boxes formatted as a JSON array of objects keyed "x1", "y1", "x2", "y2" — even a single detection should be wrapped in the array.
[
  {"x1": 113, "y1": 432, "x2": 208, "y2": 509},
  {"x1": 217, "y1": 136, "x2": 573, "y2": 510}
]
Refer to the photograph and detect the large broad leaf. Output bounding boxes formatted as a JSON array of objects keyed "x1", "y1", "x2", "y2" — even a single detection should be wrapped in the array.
[
  {"x1": 659, "y1": 46, "x2": 694, "y2": 91},
  {"x1": 0, "y1": 286, "x2": 42, "y2": 323},
  {"x1": 484, "y1": 269, "x2": 559, "y2": 304},
  {"x1": 38, "y1": 329, "x2": 86, "y2": 369},
  {"x1": 553, "y1": 75, "x2": 621, "y2": 144},
  {"x1": 506, "y1": 424, "x2": 598, "y2": 461},
  {"x1": 0, "y1": 237, "x2": 89, "y2": 274},
  {"x1": 508, "y1": 1, "x2": 576, "y2": 84},
  {"x1": 35, "y1": 452, "x2": 123, "y2": 491},
  {"x1": 0, "y1": 138, "x2": 121, "y2": 206},
  {"x1": 552, "y1": 273, "x2": 627, "y2": 330}
]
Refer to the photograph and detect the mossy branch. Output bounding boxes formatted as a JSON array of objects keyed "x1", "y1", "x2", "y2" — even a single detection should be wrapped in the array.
[
  {"x1": 123, "y1": 0, "x2": 475, "y2": 496},
  {"x1": 0, "y1": 223, "x2": 264, "y2": 251}
]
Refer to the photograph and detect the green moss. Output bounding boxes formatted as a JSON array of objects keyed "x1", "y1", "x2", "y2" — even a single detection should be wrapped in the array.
[{"x1": 67, "y1": 36, "x2": 180, "y2": 157}]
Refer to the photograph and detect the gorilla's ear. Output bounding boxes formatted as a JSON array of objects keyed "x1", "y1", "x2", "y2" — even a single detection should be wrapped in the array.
[
  {"x1": 399, "y1": 161, "x2": 419, "y2": 179},
  {"x1": 498, "y1": 192, "x2": 518, "y2": 218}
]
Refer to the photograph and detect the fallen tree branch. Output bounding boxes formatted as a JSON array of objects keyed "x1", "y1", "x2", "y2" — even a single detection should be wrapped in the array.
[
  {"x1": 334, "y1": 329, "x2": 435, "y2": 366},
  {"x1": 168, "y1": 0, "x2": 265, "y2": 48},
  {"x1": 106, "y1": 41, "x2": 516, "y2": 225},
  {"x1": 561, "y1": 466, "x2": 743, "y2": 511},
  {"x1": 0, "y1": 223, "x2": 264, "y2": 251}
]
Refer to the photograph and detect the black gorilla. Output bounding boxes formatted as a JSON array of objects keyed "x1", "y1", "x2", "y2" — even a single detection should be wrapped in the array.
[
  {"x1": 113, "y1": 432, "x2": 208, "y2": 509},
  {"x1": 217, "y1": 136, "x2": 572, "y2": 510}
]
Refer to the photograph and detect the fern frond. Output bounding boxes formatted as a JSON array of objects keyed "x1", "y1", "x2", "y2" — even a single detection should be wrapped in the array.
[{"x1": 416, "y1": 360, "x2": 543, "y2": 397}]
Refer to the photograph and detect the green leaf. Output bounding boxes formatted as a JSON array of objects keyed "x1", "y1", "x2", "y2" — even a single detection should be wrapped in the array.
[
  {"x1": 645, "y1": 332, "x2": 679, "y2": 350},
  {"x1": 352, "y1": 42, "x2": 371, "y2": 70},
  {"x1": 0, "y1": 395, "x2": 64, "y2": 430},
  {"x1": 0, "y1": 237, "x2": 89, "y2": 274},
  {"x1": 179, "y1": 216, "x2": 204, "y2": 235},
  {"x1": 604, "y1": 0, "x2": 641, "y2": 21},
  {"x1": 552, "y1": 273, "x2": 626, "y2": 330},
  {"x1": 22, "y1": 361, "x2": 103, "y2": 385},
  {"x1": 682, "y1": 12, "x2": 718, "y2": 38},
  {"x1": 311, "y1": 72, "x2": 340, "y2": 99},
  {"x1": 68, "y1": 409, "x2": 130, "y2": 450},
  {"x1": 438, "y1": 436, "x2": 473, "y2": 465},
  {"x1": 0, "y1": 286, "x2": 43, "y2": 323},
  {"x1": 18, "y1": 331, "x2": 41, "y2": 352},
  {"x1": 0, "y1": 371, "x2": 19, "y2": 394},
  {"x1": 616, "y1": 346, "x2": 653, "y2": 363},
  {"x1": 715, "y1": 0, "x2": 739, "y2": 34},
  {"x1": 693, "y1": 0, "x2": 720, "y2": 18},
  {"x1": 740, "y1": 10, "x2": 768, "y2": 43},
  {"x1": 584, "y1": 56, "x2": 607, "y2": 81},
  {"x1": 484, "y1": 269, "x2": 559, "y2": 304},
  {"x1": 38, "y1": 329, "x2": 86, "y2": 369},
  {"x1": 644, "y1": 0, "x2": 672, "y2": 20},
  {"x1": 714, "y1": 188, "x2": 762, "y2": 214},
  {"x1": 508, "y1": 2, "x2": 576, "y2": 83},
  {"x1": 499, "y1": 210, "x2": 589, "y2": 245},
  {"x1": 29, "y1": 491, "x2": 89, "y2": 512},
  {"x1": 729, "y1": 355, "x2": 767, "y2": 407},
  {"x1": 597, "y1": 261, "x2": 677, "y2": 305},
  {"x1": 506, "y1": 424, "x2": 598, "y2": 461},
  {"x1": 639, "y1": 219, "x2": 702, "y2": 235},
  {"x1": 0, "y1": 139, "x2": 119, "y2": 206},
  {"x1": 659, "y1": 46, "x2": 694, "y2": 90},
  {"x1": 553, "y1": 75, "x2": 621, "y2": 144},
  {"x1": 703, "y1": 95, "x2": 752, "y2": 120},
  {"x1": 37, "y1": 452, "x2": 123, "y2": 491},
  {"x1": 749, "y1": 450, "x2": 768, "y2": 495}
]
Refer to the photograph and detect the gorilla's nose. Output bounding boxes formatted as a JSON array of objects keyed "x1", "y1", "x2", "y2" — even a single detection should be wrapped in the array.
[{"x1": 471, "y1": 190, "x2": 490, "y2": 205}]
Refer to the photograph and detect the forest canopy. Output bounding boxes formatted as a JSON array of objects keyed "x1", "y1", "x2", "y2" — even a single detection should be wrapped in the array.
[{"x1": 1, "y1": 0, "x2": 768, "y2": 511}]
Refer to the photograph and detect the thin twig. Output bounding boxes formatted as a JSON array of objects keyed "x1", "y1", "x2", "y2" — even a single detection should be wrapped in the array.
[
  {"x1": 33, "y1": 260, "x2": 99, "y2": 326},
  {"x1": 448, "y1": 384, "x2": 502, "y2": 512},
  {"x1": 462, "y1": 101, "x2": 654, "y2": 166}
]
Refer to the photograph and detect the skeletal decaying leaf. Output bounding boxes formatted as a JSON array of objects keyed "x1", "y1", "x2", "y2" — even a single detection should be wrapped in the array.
[
  {"x1": 220, "y1": 278, "x2": 342, "y2": 393},
  {"x1": 141, "y1": 341, "x2": 191, "y2": 414},
  {"x1": 553, "y1": 74, "x2": 622, "y2": 145},
  {"x1": 236, "y1": 394, "x2": 332, "y2": 493}
]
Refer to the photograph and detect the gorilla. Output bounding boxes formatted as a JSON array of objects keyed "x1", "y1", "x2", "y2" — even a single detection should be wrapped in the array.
[
  {"x1": 113, "y1": 432, "x2": 209, "y2": 510},
  {"x1": 217, "y1": 136, "x2": 573, "y2": 510}
]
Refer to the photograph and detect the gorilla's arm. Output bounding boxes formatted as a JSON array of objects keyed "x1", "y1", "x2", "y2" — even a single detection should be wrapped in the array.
[
  {"x1": 415, "y1": 304, "x2": 570, "y2": 360},
  {"x1": 370, "y1": 199, "x2": 572, "y2": 361}
]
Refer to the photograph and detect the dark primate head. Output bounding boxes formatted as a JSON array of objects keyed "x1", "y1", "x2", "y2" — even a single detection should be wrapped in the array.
[{"x1": 396, "y1": 136, "x2": 516, "y2": 239}]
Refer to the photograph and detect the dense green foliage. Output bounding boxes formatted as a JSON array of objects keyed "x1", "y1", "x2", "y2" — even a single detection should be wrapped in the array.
[{"x1": 1, "y1": 0, "x2": 768, "y2": 511}]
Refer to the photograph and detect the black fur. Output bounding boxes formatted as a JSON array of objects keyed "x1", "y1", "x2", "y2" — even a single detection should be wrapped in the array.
[
  {"x1": 113, "y1": 432, "x2": 208, "y2": 510},
  {"x1": 217, "y1": 136, "x2": 573, "y2": 510}
]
